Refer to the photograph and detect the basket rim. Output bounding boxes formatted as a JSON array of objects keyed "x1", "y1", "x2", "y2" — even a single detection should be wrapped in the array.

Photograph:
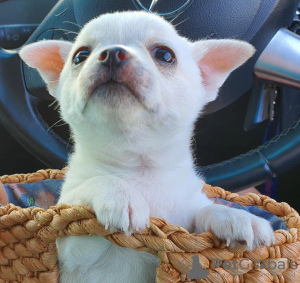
[
  {"x1": 0, "y1": 168, "x2": 299, "y2": 248},
  {"x1": 0, "y1": 168, "x2": 299, "y2": 219}
]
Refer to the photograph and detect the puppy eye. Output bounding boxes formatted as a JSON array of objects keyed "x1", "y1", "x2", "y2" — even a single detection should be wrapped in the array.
[
  {"x1": 73, "y1": 47, "x2": 91, "y2": 65},
  {"x1": 152, "y1": 46, "x2": 175, "y2": 64}
]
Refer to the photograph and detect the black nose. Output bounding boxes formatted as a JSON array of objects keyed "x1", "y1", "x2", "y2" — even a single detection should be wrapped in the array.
[{"x1": 99, "y1": 47, "x2": 131, "y2": 69}]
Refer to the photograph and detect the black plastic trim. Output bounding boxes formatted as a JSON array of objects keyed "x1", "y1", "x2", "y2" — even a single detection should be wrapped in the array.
[{"x1": 0, "y1": 49, "x2": 69, "y2": 168}]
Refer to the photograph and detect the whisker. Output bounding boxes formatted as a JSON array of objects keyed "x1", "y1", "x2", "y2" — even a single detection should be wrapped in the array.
[
  {"x1": 53, "y1": 28, "x2": 79, "y2": 35},
  {"x1": 173, "y1": 17, "x2": 190, "y2": 28},
  {"x1": 48, "y1": 99, "x2": 60, "y2": 111},
  {"x1": 48, "y1": 99, "x2": 58, "y2": 108},
  {"x1": 47, "y1": 118, "x2": 63, "y2": 133},
  {"x1": 63, "y1": 21, "x2": 83, "y2": 29},
  {"x1": 66, "y1": 136, "x2": 73, "y2": 149},
  {"x1": 64, "y1": 31, "x2": 80, "y2": 36},
  {"x1": 55, "y1": 122, "x2": 68, "y2": 127},
  {"x1": 55, "y1": 8, "x2": 68, "y2": 17},
  {"x1": 169, "y1": 13, "x2": 182, "y2": 24}
]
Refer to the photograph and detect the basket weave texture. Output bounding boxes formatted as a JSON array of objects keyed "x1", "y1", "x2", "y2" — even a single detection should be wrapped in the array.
[{"x1": 0, "y1": 169, "x2": 300, "y2": 283}]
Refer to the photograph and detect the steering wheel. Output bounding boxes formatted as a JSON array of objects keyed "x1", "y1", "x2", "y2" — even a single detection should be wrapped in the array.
[{"x1": 0, "y1": 0, "x2": 299, "y2": 191}]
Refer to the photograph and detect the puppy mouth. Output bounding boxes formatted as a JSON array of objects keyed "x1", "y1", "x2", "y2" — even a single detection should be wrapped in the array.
[{"x1": 91, "y1": 79, "x2": 141, "y2": 102}]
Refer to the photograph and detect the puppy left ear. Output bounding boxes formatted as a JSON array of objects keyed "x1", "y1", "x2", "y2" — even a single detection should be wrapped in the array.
[
  {"x1": 191, "y1": 39, "x2": 255, "y2": 102},
  {"x1": 19, "y1": 40, "x2": 73, "y2": 97}
]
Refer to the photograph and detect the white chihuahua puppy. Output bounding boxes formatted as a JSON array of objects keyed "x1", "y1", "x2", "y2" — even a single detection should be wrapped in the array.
[{"x1": 20, "y1": 11, "x2": 275, "y2": 283}]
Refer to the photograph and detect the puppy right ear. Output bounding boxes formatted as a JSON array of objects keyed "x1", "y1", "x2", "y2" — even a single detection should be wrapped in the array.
[{"x1": 19, "y1": 40, "x2": 73, "y2": 97}]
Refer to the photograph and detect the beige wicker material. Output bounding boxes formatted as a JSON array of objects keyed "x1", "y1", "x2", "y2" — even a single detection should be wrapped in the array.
[{"x1": 0, "y1": 169, "x2": 300, "y2": 282}]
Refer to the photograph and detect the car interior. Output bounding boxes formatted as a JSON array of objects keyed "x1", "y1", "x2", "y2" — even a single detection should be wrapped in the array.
[{"x1": 1, "y1": 0, "x2": 300, "y2": 213}]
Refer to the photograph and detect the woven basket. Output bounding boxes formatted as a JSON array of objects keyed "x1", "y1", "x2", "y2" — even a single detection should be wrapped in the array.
[{"x1": 0, "y1": 169, "x2": 300, "y2": 283}]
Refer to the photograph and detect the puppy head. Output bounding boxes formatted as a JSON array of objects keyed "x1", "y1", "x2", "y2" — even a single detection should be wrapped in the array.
[{"x1": 20, "y1": 11, "x2": 254, "y2": 148}]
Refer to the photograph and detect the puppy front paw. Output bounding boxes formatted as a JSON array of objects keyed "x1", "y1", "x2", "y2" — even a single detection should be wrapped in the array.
[
  {"x1": 195, "y1": 205, "x2": 275, "y2": 250},
  {"x1": 93, "y1": 189, "x2": 150, "y2": 235}
]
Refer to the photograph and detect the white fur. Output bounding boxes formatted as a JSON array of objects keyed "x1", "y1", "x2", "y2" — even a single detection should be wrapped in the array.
[{"x1": 20, "y1": 11, "x2": 275, "y2": 283}]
